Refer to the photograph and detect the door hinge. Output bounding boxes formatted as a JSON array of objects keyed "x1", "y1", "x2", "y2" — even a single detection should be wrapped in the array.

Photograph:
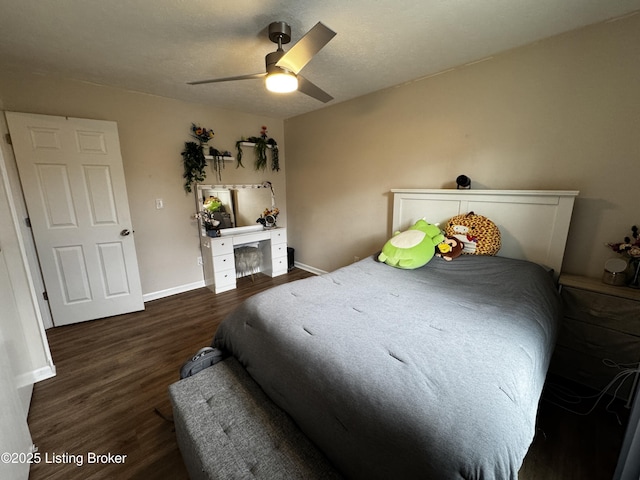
[
  {"x1": 43, "y1": 291, "x2": 48, "y2": 301},
  {"x1": 25, "y1": 217, "x2": 32, "y2": 228},
  {"x1": 4, "y1": 133, "x2": 11, "y2": 145}
]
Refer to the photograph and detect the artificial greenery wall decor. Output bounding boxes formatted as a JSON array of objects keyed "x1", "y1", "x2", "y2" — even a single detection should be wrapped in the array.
[
  {"x1": 181, "y1": 141, "x2": 207, "y2": 192},
  {"x1": 208, "y1": 147, "x2": 231, "y2": 182},
  {"x1": 182, "y1": 123, "x2": 234, "y2": 190},
  {"x1": 235, "y1": 125, "x2": 280, "y2": 172}
]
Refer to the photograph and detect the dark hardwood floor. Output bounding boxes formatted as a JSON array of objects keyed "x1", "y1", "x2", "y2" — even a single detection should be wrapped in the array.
[
  {"x1": 27, "y1": 268, "x2": 627, "y2": 479},
  {"x1": 28, "y1": 268, "x2": 314, "y2": 480},
  {"x1": 520, "y1": 377, "x2": 628, "y2": 480}
]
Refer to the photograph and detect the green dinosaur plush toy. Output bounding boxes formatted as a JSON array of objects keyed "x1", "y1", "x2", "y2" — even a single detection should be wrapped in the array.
[{"x1": 378, "y1": 219, "x2": 445, "y2": 269}]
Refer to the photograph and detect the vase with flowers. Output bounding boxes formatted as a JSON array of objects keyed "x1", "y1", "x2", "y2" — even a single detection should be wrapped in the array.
[
  {"x1": 191, "y1": 123, "x2": 215, "y2": 154},
  {"x1": 606, "y1": 225, "x2": 640, "y2": 288},
  {"x1": 257, "y1": 207, "x2": 279, "y2": 229}
]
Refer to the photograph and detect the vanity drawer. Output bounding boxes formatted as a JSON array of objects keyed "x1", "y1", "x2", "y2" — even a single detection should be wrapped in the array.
[
  {"x1": 209, "y1": 237, "x2": 234, "y2": 256},
  {"x1": 271, "y1": 256, "x2": 288, "y2": 276},
  {"x1": 271, "y1": 228, "x2": 287, "y2": 245},
  {"x1": 214, "y1": 269, "x2": 236, "y2": 287},
  {"x1": 213, "y1": 253, "x2": 235, "y2": 272},
  {"x1": 271, "y1": 242, "x2": 287, "y2": 259},
  {"x1": 232, "y1": 231, "x2": 269, "y2": 245}
]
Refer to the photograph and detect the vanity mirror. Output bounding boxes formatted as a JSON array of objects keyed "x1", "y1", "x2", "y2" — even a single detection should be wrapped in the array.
[{"x1": 196, "y1": 183, "x2": 276, "y2": 236}]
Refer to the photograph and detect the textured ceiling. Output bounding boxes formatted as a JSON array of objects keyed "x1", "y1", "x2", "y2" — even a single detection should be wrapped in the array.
[{"x1": 1, "y1": 0, "x2": 639, "y2": 119}]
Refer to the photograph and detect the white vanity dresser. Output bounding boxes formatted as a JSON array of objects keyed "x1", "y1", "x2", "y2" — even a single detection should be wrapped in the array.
[
  {"x1": 196, "y1": 183, "x2": 288, "y2": 294},
  {"x1": 200, "y1": 226, "x2": 288, "y2": 294}
]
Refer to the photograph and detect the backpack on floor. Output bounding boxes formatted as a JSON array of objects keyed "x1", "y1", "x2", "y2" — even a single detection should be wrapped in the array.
[{"x1": 180, "y1": 347, "x2": 225, "y2": 379}]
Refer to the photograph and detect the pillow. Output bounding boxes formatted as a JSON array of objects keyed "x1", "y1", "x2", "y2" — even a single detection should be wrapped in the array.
[
  {"x1": 444, "y1": 212, "x2": 501, "y2": 255},
  {"x1": 378, "y1": 219, "x2": 445, "y2": 269}
]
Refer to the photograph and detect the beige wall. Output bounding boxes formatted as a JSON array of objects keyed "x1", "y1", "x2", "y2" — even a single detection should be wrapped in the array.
[
  {"x1": 0, "y1": 72, "x2": 286, "y2": 298},
  {"x1": 0, "y1": 12, "x2": 637, "y2": 303},
  {"x1": 284, "y1": 14, "x2": 639, "y2": 278}
]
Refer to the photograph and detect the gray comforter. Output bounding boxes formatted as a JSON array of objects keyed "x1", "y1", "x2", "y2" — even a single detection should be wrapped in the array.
[{"x1": 213, "y1": 255, "x2": 560, "y2": 479}]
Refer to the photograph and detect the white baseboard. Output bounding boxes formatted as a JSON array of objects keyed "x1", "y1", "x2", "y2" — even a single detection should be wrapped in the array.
[
  {"x1": 143, "y1": 280, "x2": 205, "y2": 303},
  {"x1": 142, "y1": 267, "x2": 323, "y2": 303},
  {"x1": 15, "y1": 364, "x2": 56, "y2": 389},
  {"x1": 294, "y1": 262, "x2": 326, "y2": 276}
]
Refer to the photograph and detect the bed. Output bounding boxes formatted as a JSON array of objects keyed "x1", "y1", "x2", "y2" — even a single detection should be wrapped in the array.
[{"x1": 170, "y1": 189, "x2": 578, "y2": 480}]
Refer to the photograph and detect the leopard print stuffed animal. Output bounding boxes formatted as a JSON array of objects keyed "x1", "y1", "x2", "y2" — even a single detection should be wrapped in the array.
[{"x1": 444, "y1": 212, "x2": 501, "y2": 255}]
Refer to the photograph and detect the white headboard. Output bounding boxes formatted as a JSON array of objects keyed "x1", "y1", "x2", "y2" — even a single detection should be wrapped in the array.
[{"x1": 391, "y1": 189, "x2": 579, "y2": 277}]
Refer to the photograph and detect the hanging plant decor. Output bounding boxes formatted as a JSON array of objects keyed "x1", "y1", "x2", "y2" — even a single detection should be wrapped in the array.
[
  {"x1": 208, "y1": 148, "x2": 232, "y2": 182},
  {"x1": 181, "y1": 123, "x2": 233, "y2": 189},
  {"x1": 235, "y1": 125, "x2": 280, "y2": 172},
  {"x1": 181, "y1": 141, "x2": 207, "y2": 192}
]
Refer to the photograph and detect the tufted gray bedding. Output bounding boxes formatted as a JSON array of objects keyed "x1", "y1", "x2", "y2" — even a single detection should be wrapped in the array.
[{"x1": 211, "y1": 254, "x2": 560, "y2": 479}]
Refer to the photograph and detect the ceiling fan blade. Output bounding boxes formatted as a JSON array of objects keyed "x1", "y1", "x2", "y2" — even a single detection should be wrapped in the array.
[
  {"x1": 276, "y1": 22, "x2": 336, "y2": 74},
  {"x1": 187, "y1": 73, "x2": 266, "y2": 85},
  {"x1": 297, "y1": 76, "x2": 333, "y2": 103}
]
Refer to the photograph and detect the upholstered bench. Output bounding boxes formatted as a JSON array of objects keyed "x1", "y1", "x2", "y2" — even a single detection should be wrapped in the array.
[{"x1": 169, "y1": 356, "x2": 342, "y2": 479}]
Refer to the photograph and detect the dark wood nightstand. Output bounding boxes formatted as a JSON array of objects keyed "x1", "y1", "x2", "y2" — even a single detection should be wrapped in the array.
[{"x1": 550, "y1": 274, "x2": 640, "y2": 407}]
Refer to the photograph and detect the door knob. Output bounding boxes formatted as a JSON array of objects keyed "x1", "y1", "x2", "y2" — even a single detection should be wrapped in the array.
[{"x1": 120, "y1": 229, "x2": 131, "y2": 236}]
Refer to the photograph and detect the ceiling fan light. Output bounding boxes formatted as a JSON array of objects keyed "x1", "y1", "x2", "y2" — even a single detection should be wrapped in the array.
[{"x1": 265, "y1": 72, "x2": 298, "y2": 93}]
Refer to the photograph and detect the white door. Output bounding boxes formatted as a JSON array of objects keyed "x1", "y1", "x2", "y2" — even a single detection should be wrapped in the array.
[{"x1": 6, "y1": 112, "x2": 143, "y2": 326}]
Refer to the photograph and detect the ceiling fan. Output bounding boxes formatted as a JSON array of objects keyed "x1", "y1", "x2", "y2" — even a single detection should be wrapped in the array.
[{"x1": 188, "y1": 21, "x2": 336, "y2": 103}]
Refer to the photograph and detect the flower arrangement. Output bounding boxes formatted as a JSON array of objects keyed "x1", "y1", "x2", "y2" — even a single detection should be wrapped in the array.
[
  {"x1": 256, "y1": 207, "x2": 279, "y2": 227},
  {"x1": 191, "y1": 123, "x2": 215, "y2": 144},
  {"x1": 262, "y1": 207, "x2": 279, "y2": 218},
  {"x1": 606, "y1": 225, "x2": 640, "y2": 258},
  {"x1": 194, "y1": 211, "x2": 221, "y2": 232},
  {"x1": 606, "y1": 225, "x2": 640, "y2": 288}
]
